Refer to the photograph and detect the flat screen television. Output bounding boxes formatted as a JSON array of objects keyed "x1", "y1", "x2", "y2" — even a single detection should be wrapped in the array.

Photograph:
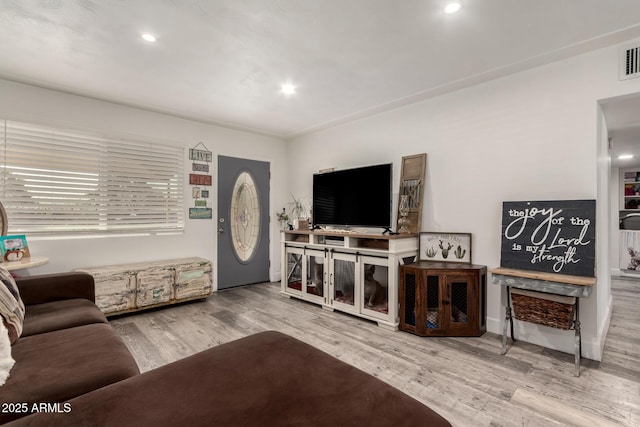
[{"x1": 312, "y1": 163, "x2": 392, "y2": 229}]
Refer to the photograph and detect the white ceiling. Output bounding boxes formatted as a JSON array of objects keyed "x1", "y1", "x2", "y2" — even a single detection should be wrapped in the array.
[{"x1": 2, "y1": 1, "x2": 640, "y2": 138}]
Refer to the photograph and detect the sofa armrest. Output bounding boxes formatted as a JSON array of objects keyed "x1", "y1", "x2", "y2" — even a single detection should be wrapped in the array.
[{"x1": 16, "y1": 272, "x2": 96, "y2": 305}]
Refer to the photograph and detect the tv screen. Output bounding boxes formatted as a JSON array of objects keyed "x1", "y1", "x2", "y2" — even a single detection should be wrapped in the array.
[{"x1": 313, "y1": 163, "x2": 392, "y2": 229}]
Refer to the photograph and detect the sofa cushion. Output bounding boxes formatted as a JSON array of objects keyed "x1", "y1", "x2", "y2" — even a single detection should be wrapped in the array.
[
  {"x1": 0, "y1": 323, "x2": 139, "y2": 424},
  {"x1": 0, "y1": 321, "x2": 15, "y2": 385},
  {"x1": 0, "y1": 267, "x2": 25, "y2": 344},
  {"x1": 16, "y1": 272, "x2": 95, "y2": 306},
  {"x1": 22, "y1": 298, "x2": 108, "y2": 337},
  {"x1": 7, "y1": 331, "x2": 451, "y2": 427}
]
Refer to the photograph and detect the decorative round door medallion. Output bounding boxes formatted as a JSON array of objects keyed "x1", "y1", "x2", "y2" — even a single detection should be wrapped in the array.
[{"x1": 230, "y1": 171, "x2": 260, "y2": 263}]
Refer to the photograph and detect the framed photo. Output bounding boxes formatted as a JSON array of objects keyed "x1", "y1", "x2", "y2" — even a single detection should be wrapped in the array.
[
  {"x1": 419, "y1": 232, "x2": 471, "y2": 263},
  {"x1": 0, "y1": 235, "x2": 31, "y2": 262}
]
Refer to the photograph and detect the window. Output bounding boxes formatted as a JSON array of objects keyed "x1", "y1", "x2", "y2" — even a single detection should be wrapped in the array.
[{"x1": 0, "y1": 120, "x2": 184, "y2": 235}]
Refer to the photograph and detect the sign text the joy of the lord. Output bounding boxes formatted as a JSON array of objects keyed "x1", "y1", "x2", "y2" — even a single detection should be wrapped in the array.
[{"x1": 500, "y1": 200, "x2": 596, "y2": 277}]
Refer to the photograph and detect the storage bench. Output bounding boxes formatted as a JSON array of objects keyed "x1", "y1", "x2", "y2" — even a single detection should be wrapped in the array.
[{"x1": 75, "y1": 257, "x2": 212, "y2": 316}]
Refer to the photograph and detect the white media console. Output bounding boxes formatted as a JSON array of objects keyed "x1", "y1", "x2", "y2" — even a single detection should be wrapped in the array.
[{"x1": 281, "y1": 230, "x2": 419, "y2": 329}]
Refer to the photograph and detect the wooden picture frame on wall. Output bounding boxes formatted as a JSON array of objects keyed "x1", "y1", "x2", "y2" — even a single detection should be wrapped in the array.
[
  {"x1": 419, "y1": 232, "x2": 472, "y2": 263},
  {"x1": 396, "y1": 153, "x2": 427, "y2": 234}
]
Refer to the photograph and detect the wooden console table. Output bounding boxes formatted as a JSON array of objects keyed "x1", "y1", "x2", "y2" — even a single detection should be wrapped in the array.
[{"x1": 490, "y1": 267, "x2": 595, "y2": 376}]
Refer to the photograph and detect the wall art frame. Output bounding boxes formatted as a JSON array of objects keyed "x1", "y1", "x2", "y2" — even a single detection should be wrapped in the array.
[
  {"x1": 396, "y1": 153, "x2": 426, "y2": 234},
  {"x1": 419, "y1": 232, "x2": 472, "y2": 263},
  {"x1": 0, "y1": 234, "x2": 31, "y2": 262}
]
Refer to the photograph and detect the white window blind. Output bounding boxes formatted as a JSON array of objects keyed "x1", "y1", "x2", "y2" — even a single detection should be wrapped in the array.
[{"x1": 0, "y1": 120, "x2": 184, "y2": 235}]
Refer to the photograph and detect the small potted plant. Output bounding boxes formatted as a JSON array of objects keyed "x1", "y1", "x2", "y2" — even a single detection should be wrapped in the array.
[
  {"x1": 288, "y1": 195, "x2": 310, "y2": 230},
  {"x1": 276, "y1": 208, "x2": 290, "y2": 230}
]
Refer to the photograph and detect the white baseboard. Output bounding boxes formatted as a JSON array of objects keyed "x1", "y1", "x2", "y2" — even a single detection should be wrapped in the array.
[
  {"x1": 619, "y1": 270, "x2": 640, "y2": 278},
  {"x1": 594, "y1": 295, "x2": 614, "y2": 360},
  {"x1": 270, "y1": 272, "x2": 281, "y2": 283}
]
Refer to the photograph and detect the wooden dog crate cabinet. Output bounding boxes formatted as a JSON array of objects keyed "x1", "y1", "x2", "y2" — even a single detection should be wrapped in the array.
[
  {"x1": 399, "y1": 262, "x2": 487, "y2": 337},
  {"x1": 76, "y1": 257, "x2": 212, "y2": 316}
]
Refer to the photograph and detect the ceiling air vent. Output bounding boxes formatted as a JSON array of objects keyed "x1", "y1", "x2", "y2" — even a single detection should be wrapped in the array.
[{"x1": 620, "y1": 43, "x2": 640, "y2": 80}]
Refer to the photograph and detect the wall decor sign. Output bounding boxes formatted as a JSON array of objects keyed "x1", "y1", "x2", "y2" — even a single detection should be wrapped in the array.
[
  {"x1": 419, "y1": 232, "x2": 471, "y2": 263},
  {"x1": 189, "y1": 144, "x2": 212, "y2": 163},
  {"x1": 188, "y1": 142, "x2": 213, "y2": 219},
  {"x1": 189, "y1": 208, "x2": 212, "y2": 219},
  {"x1": 189, "y1": 174, "x2": 212, "y2": 186},
  {"x1": 500, "y1": 199, "x2": 596, "y2": 277},
  {"x1": 192, "y1": 163, "x2": 209, "y2": 172},
  {"x1": 397, "y1": 153, "x2": 427, "y2": 234}
]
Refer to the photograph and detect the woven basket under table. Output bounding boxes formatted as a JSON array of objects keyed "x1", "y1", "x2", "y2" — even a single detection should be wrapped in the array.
[{"x1": 510, "y1": 289, "x2": 576, "y2": 330}]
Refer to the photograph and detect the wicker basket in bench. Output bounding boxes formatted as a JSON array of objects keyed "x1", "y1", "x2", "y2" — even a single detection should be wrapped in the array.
[{"x1": 510, "y1": 289, "x2": 576, "y2": 330}]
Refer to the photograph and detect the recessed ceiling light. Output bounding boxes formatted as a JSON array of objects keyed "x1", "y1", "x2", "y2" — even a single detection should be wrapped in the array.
[
  {"x1": 618, "y1": 154, "x2": 634, "y2": 160},
  {"x1": 281, "y1": 83, "x2": 296, "y2": 96},
  {"x1": 141, "y1": 33, "x2": 157, "y2": 42},
  {"x1": 444, "y1": 2, "x2": 462, "y2": 14}
]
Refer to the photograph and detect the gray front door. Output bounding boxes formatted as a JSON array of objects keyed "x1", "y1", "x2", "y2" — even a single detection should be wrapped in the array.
[{"x1": 217, "y1": 155, "x2": 270, "y2": 289}]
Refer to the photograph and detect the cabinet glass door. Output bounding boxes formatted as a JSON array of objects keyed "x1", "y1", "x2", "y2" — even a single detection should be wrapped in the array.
[
  {"x1": 330, "y1": 252, "x2": 358, "y2": 314},
  {"x1": 303, "y1": 249, "x2": 326, "y2": 304},
  {"x1": 360, "y1": 256, "x2": 389, "y2": 320},
  {"x1": 285, "y1": 247, "x2": 304, "y2": 295}
]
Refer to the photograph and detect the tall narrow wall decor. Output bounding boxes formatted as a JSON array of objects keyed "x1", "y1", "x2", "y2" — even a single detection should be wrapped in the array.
[{"x1": 396, "y1": 153, "x2": 426, "y2": 234}]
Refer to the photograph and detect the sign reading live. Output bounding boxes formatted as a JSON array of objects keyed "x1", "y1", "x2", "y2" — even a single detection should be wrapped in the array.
[{"x1": 500, "y1": 200, "x2": 596, "y2": 277}]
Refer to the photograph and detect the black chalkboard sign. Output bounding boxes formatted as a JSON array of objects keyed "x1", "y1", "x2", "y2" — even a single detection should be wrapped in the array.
[{"x1": 500, "y1": 200, "x2": 596, "y2": 277}]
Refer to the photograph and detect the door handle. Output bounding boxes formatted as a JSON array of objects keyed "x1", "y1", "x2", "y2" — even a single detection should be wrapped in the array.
[{"x1": 218, "y1": 228, "x2": 224, "y2": 233}]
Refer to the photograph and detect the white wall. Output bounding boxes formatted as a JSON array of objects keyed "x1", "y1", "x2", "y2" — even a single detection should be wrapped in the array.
[
  {"x1": 287, "y1": 40, "x2": 640, "y2": 361},
  {"x1": 610, "y1": 166, "x2": 621, "y2": 276},
  {"x1": 0, "y1": 79, "x2": 288, "y2": 288}
]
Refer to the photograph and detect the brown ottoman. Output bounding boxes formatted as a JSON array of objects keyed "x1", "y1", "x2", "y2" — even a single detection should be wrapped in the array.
[{"x1": 9, "y1": 331, "x2": 450, "y2": 427}]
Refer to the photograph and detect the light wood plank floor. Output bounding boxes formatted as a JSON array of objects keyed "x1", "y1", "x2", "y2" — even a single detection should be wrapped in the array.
[{"x1": 110, "y1": 276, "x2": 640, "y2": 426}]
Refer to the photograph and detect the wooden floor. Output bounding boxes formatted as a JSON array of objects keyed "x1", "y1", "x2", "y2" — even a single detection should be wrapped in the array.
[{"x1": 110, "y1": 276, "x2": 640, "y2": 427}]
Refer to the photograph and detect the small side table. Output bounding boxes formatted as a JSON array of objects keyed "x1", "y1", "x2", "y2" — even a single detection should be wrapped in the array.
[
  {"x1": 490, "y1": 267, "x2": 595, "y2": 377},
  {"x1": 1, "y1": 256, "x2": 49, "y2": 272}
]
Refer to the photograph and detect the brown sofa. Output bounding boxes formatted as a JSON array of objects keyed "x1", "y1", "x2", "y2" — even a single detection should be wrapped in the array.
[
  {"x1": 2, "y1": 274, "x2": 451, "y2": 427},
  {"x1": 0, "y1": 273, "x2": 140, "y2": 424}
]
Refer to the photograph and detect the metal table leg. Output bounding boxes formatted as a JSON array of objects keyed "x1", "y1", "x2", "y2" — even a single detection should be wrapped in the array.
[
  {"x1": 501, "y1": 287, "x2": 513, "y2": 355},
  {"x1": 574, "y1": 298, "x2": 581, "y2": 377}
]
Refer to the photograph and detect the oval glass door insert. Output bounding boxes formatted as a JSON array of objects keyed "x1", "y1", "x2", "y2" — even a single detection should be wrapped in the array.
[{"x1": 230, "y1": 171, "x2": 260, "y2": 263}]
